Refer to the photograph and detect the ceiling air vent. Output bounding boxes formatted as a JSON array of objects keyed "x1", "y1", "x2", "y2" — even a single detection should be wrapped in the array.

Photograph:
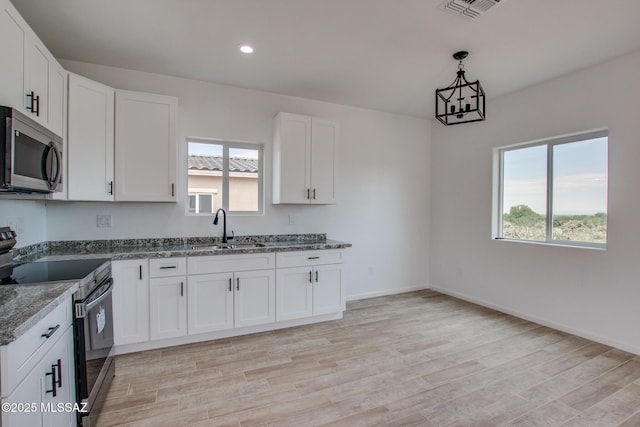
[{"x1": 440, "y1": 0, "x2": 503, "y2": 20}]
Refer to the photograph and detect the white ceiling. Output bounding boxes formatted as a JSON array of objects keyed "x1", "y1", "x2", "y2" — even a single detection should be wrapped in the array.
[{"x1": 11, "y1": 0, "x2": 640, "y2": 118}]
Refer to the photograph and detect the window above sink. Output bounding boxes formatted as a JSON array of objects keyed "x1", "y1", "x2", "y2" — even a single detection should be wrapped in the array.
[{"x1": 186, "y1": 138, "x2": 264, "y2": 216}]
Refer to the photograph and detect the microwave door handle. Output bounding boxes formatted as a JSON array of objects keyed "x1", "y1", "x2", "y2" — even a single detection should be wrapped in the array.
[
  {"x1": 42, "y1": 142, "x2": 62, "y2": 190},
  {"x1": 49, "y1": 142, "x2": 62, "y2": 189}
]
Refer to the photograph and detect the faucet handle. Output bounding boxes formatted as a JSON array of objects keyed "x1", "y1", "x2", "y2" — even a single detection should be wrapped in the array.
[{"x1": 227, "y1": 230, "x2": 235, "y2": 241}]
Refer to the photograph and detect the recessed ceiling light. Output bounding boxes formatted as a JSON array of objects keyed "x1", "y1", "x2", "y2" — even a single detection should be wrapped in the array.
[{"x1": 239, "y1": 45, "x2": 254, "y2": 54}]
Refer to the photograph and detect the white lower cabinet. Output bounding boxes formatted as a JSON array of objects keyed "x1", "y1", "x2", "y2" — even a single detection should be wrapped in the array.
[
  {"x1": 112, "y1": 259, "x2": 149, "y2": 345},
  {"x1": 149, "y1": 258, "x2": 187, "y2": 341},
  {"x1": 312, "y1": 263, "x2": 345, "y2": 315},
  {"x1": 149, "y1": 276, "x2": 188, "y2": 340},
  {"x1": 187, "y1": 273, "x2": 234, "y2": 335},
  {"x1": 187, "y1": 258, "x2": 276, "y2": 334},
  {"x1": 275, "y1": 250, "x2": 345, "y2": 321},
  {"x1": 112, "y1": 250, "x2": 345, "y2": 353},
  {"x1": 275, "y1": 266, "x2": 313, "y2": 321},
  {"x1": 234, "y1": 269, "x2": 276, "y2": 328},
  {"x1": 1, "y1": 300, "x2": 75, "y2": 427}
]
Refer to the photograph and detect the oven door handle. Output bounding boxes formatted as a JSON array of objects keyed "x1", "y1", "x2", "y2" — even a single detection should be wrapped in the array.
[{"x1": 84, "y1": 278, "x2": 113, "y2": 312}]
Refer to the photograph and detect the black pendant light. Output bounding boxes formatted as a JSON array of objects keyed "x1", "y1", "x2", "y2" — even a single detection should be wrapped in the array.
[{"x1": 435, "y1": 51, "x2": 486, "y2": 126}]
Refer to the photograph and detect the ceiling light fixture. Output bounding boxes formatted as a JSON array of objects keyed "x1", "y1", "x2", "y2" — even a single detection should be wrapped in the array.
[
  {"x1": 239, "y1": 45, "x2": 254, "y2": 54},
  {"x1": 435, "y1": 51, "x2": 486, "y2": 126}
]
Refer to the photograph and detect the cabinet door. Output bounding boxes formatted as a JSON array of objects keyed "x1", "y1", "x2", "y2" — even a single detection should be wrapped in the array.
[
  {"x1": 1, "y1": 365, "x2": 42, "y2": 427},
  {"x1": 0, "y1": 0, "x2": 27, "y2": 110},
  {"x1": 39, "y1": 325, "x2": 75, "y2": 427},
  {"x1": 187, "y1": 273, "x2": 234, "y2": 335},
  {"x1": 234, "y1": 269, "x2": 276, "y2": 328},
  {"x1": 312, "y1": 264, "x2": 345, "y2": 316},
  {"x1": 48, "y1": 65, "x2": 68, "y2": 201},
  {"x1": 25, "y1": 37, "x2": 50, "y2": 126},
  {"x1": 275, "y1": 266, "x2": 313, "y2": 321},
  {"x1": 272, "y1": 113, "x2": 311, "y2": 204},
  {"x1": 112, "y1": 260, "x2": 149, "y2": 345},
  {"x1": 115, "y1": 90, "x2": 177, "y2": 202},
  {"x1": 310, "y1": 118, "x2": 337, "y2": 204},
  {"x1": 149, "y1": 276, "x2": 187, "y2": 340},
  {"x1": 67, "y1": 73, "x2": 115, "y2": 201},
  {"x1": 48, "y1": 64, "x2": 66, "y2": 139}
]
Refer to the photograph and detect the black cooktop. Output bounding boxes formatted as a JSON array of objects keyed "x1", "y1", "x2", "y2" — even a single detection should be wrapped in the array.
[{"x1": 1, "y1": 258, "x2": 111, "y2": 285}]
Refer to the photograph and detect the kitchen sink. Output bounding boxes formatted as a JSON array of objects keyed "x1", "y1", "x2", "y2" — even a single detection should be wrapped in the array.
[{"x1": 188, "y1": 243, "x2": 265, "y2": 251}]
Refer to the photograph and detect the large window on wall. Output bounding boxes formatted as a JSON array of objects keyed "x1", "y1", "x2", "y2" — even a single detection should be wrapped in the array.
[
  {"x1": 495, "y1": 129, "x2": 608, "y2": 248},
  {"x1": 186, "y1": 138, "x2": 264, "y2": 215}
]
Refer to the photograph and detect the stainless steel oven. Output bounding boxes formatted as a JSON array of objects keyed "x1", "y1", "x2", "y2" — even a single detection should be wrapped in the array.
[{"x1": 72, "y1": 260, "x2": 114, "y2": 427}]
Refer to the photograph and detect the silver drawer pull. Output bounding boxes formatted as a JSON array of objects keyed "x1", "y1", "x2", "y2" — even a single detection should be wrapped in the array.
[
  {"x1": 41, "y1": 324, "x2": 60, "y2": 339},
  {"x1": 307, "y1": 256, "x2": 320, "y2": 260},
  {"x1": 159, "y1": 265, "x2": 178, "y2": 269}
]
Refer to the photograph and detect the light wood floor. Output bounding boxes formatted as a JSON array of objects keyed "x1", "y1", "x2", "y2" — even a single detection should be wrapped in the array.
[{"x1": 95, "y1": 290, "x2": 640, "y2": 427}]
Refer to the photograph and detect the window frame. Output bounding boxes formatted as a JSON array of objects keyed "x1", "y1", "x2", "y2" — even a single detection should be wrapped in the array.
[
  {"x1": 188, "y1": 192, "x2": 216, "y2": 214},
  {"x1": 493, "y1": 129, "x2": 608, "y2": 249},
  {"x1": 186, "y1": 137, "x2": 264, "y2": 216}
]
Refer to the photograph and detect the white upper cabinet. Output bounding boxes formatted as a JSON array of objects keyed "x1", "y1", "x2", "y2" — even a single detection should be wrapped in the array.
[
  {"x1": 48, "y1": 64, "x2": 67, "y2": 140},
  {"x1": 0, "y1": 0, "x2": 27, "y2": 111},
  {"x1": 0, "y1": 0, "x2": 66, "y2": 135},
  {"x1": 115, "y1": 90, "x2": 178, "y2": 202},
  {"x1": 67, "y1": 73, "x2": 115, "y2": 201},
  {"x1": 272, "y1": 112, "x2": 337, "y2": 204},
  {"x1": 310, "y1": 118, "x2": 338, "y2": 204},
  {"x1": 25, "y1": 37, "x2": 50, "y2": 126}
]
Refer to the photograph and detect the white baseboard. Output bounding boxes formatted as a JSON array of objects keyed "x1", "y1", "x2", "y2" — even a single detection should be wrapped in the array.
[
  {"x1": 113, "y1": 312, "x2": 343, "y2": 356},
  {"x1": 429, "y1": 285, "x2": 640, "y2": 357},
  {"x1": 347, "y1": 284, "x2": 429, "y2": 302}
]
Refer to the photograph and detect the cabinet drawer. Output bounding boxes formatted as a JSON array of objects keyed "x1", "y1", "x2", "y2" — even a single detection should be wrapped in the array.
[
  {"x1": 276, "y1": 250, "x2": 344, "y2": 268},
  {"x1": 0, "y1": 297, "x2": 72, "y2": 395},
  {"x1": 188, "y1": 253, "x2": 275, "y2": 275},
  {"x1": 150, "y1": 257, "x2": 187, "y2": 278}
]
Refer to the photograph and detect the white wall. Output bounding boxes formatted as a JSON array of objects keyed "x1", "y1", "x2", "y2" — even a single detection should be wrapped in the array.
[
  {"x1": 0, "y1": 199, "x2": 47, "y2": 248},
  {"x1": 45, "y1": 60, "x2": 431, "y2": 299},
  {"x1": 430, "y1": 50, "x2": 640, "y2": 354}
]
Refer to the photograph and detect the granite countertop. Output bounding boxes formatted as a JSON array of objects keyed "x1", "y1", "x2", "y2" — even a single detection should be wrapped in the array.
[
  {"x1": 0, "y1": 281, "x2": 78, "y2": 346},
  {"x1": 1, "y1": 234, "x2": 351, "y2": 346},
  {"x1": 13, "y1": 234, "x2": 352, "y2": 263}
]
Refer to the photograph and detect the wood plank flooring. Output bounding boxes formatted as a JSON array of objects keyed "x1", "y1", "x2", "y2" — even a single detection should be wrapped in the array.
[{"x1": 94, "y1": 290, "x2": 640, "y2": 426}]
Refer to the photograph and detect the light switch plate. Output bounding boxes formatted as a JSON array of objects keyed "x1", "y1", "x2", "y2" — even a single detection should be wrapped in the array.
[{"x1": 97, "y1": 215, "x2": 112, "y2": 228}]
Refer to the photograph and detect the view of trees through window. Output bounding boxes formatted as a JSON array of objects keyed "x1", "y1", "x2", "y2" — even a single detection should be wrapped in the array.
[{"x1": 500, "y1": 132, "x2": 608, "y2": 246}]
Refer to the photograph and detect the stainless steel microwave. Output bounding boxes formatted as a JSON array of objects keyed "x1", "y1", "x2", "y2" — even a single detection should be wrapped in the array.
[{"x1": 1, "y1": 106, "x2": 63, "y2": 193}]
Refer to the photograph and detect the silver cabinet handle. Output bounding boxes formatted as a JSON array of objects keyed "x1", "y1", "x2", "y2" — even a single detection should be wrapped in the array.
[
  {"x1": 308, "y1": 256, "x2": 320, "y2": 260},
  {"x1": 228, "y1": 277, "x2": 232, "y2": 292},
  {"x1": 309, "y1": 271, "x2": 312, "y2": 283},
  {"x1": 315, "y1": 270, "x2": 318, "y2": 282},
  {"x1": 159, "y1": 265, "x2": 177, "y2": 269},
  {"x1": 180, "y1": 282, "x2": 184, "y2": 297},
  {"x1": 236, "y1": 277, "x2": 240, "y2": 291}
]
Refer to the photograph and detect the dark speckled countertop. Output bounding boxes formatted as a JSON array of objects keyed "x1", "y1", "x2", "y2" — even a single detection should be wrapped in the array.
[
  {"x1": 12, "y1": 233, "x2": 351, "y2": 263},
  {"x1": 0, "y1": 281, "x2": 78, "y2": 345},
  {"x1": 1, "y1": 234, "x2": 350, "y2": 346}
]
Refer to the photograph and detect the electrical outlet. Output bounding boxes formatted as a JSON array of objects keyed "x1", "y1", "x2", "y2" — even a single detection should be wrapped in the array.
[
  {"x1": 96, "y1": 215, "x2": 112, "y2": 228},
  {"x1": 288, "y1": 214, "x2": 296, "y2": 225},
  {"x1": 15, "y1": 217, "x2": 24, "y2": 234}
]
